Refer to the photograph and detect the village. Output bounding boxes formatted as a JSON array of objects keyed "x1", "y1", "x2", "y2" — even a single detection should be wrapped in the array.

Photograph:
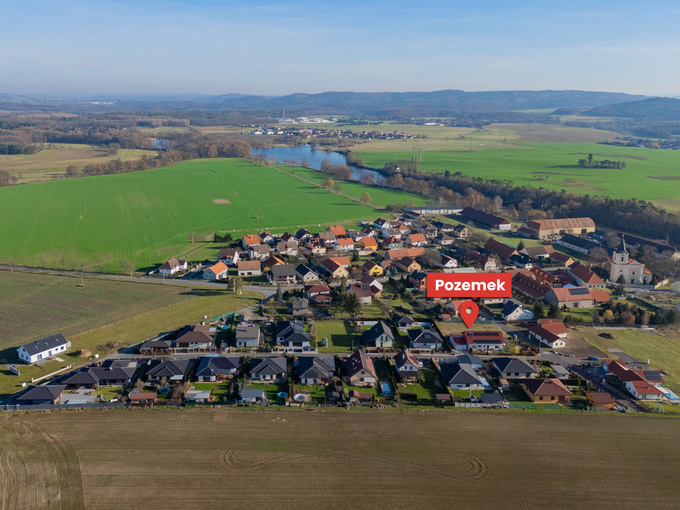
[{"x1": 6, "y1": 206, "x2": 678, "y2": 413}]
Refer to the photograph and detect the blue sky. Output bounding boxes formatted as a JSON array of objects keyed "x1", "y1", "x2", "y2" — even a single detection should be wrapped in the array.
[{"x1": 1, "y1": 0, "x2": 679, "y2": 96}]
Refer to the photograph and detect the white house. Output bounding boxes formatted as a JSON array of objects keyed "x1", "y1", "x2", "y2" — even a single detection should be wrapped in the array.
[
  {"x1": 203, "y1": 261, "x2": 229, "y2": 280},
  {"x1": 18, "y1": 334, "x2": 71, "y2": 364},
  {"x1": 218, "y1": 248, "x2": 240, "y2": 266},
  {"x1": 501, "y1": 299, "x2": 534, "y2": 322},
  {"x1": 158, "y1": 257, "x2": 188, "y2": 275}
]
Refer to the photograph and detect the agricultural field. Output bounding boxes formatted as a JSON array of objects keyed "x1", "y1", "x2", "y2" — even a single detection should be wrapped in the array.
[
  {"x1": 0, "y1": 270, "x2": 260, "y2": 399},
  {"x1": 1, "y1": 408, "x2": 679, "y2": 509},
  {"x1": 0, "y1": 158, "x2": 401, "y2": 272},
  {"x1": 343, "y1": 120, "x2": 680, "y2": 208},
  {"x1": 576, "y1": 326, "x2": 680, "y2": 393},
  {"x1": 0, "y1": 143, "x2": 152, "y2": 183}
]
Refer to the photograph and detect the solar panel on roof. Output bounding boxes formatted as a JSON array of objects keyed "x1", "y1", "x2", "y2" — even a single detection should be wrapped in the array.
[{"x1": 569, "y1": 287, "x2": 590, "y2": 296}]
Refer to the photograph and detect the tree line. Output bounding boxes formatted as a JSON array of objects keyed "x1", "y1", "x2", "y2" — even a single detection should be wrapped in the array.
[{"x1": 576, "y1": 153, "x2": 626, "y2": 169}]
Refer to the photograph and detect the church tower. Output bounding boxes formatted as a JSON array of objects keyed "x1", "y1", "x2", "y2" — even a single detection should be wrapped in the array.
[{"x1": 613, "y1": 236, "x2": 629, "y2": 264}]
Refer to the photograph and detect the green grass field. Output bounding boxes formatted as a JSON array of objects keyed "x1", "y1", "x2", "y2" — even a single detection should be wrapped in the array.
[
  {"x1": 1, "y1": 409, "x2": 679, "y2": 509},
  {"x1": 577, "y1": 326, "x2": 680, "y2": 393},
  {"x1": 0, "y1": 158, "x2": 395, "y2": 272},
  {"x1": 353, "y1": 140, "x2": 680, "y2": 206},
  {"x1": 0, "y1": 143, "x2": 152, "y2": 183},
  {"x1": 0, "y1": 270, "x2": 260, "y2": 399}
]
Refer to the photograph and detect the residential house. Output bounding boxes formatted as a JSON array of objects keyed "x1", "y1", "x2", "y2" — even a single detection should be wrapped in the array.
[
  {"x1": 440, "y1": 362, "x2": 483, "y2": 390},
  {"x1": 129, "y1": 392, "x2": 157, "y2": 406},
  {"x1": 439, "y1": 254, "x2": 458, "y2": 269},
  {"x1": 237, "y1": 260, "x2": 262, "y2": 277},
  {"x1": 456, "y1": 354, "x2": 483, "y2": 371},
  {"x1": 174, "y1": 324, "x2": 216, "y2": 350},
  {"x1": 394, "y1": 350, "x2": 419, "y2": 381},
  {"x1": 345, "y1": 350, "x2": 377, "y2": 387},
  {"x1": 295, "y1": 264, "x2": 319, "y2": 283},
  {"x1": 261, "y1": 255, "x2": 285, "y2": 272},
  {"x1": 289, "y1": 297, "x2": 310, "y2": 317},
  {"x1": 295, "y1": 228, "x2": 312, "y2": 242},
  {"x1": 318, "y1": 231, "x2": 337, "y2": 246},
  {"x1": 383, "y1": 236, "x2": 403, "y2": 249},
  {"x1": 358, "y1": 237, "x2": 378, "y2": 252},
  {"x1": 348, "y1": 284, "x2": 372, "y2": 305},
  {"x1": 626, "y1": 380, "x2": 664, "y2": 400},
  {"x1": 276, "y1": 320, "x2": 312, "y2": 352},
  {"x1": 362, "y1": 321, "x2": 394, "y2": 348},
  {"x1": 435, "y1": 233, "x2": 455, "y2": 246},
  {"x1": 240, "y1": 388, "x2": 266, "y2": 404},
  {"x1": 14, "y1": 385, "x2": 66, "y2": 405},
  {"x1": 421, "y1": 224, "x2": 438, "y2": 239},
  {"x1": 521, "y1": 378, "x2": 573, "y2": 403},
  {"x1": 492, "y1": 358, "x2": 537, "y2": 379},
  {"x1": 297, "y1": 356, "x2": 335, "y2": 385},
  {"x1": 396, "y1": 257, "x2": 421, "y2": 273},
  {"x1": 259, "y1": 232, "x2": 275, "y2": 245},
  {"x1": 196, "y1": 356, "x2": 240, "y2": 382},
  {"x1": 501, "y1": 299, "x2": 534, "y2": 322},
  {"x1": 235, "y1": 325, "x2": 261, "y2": 348},
  {"x1": 217, "y1": 248, "x2": 240, "y2": 266},
  {"x1": 586, "y1": 391, "x2": 616, "y2": 408},
  {"x1": 509, "y1": 254, "x2": 533, "y2": 269},
  {"x1": 374, "y1": 218, "x2": 393, "y2": 229},
  {"x1": 527, "y1": 318, "x2": 569, "y2": 350},
  {"x1": 158, "y1": 257, "x2": 188, "y2": 275},
  {"x1": 308, "y1": 238, "x2": 327, "y2": 255},
  {"x1": 319, "y1": 258, "x2": 349, "y2": 279},
  {"x1": 512, "y1": 272, "x2": 552, "y2": 301},
  {"x1": 396, "y1": 316, "x2": 415, "y2": 330},
  {"x1": 336, "y1": 238, "x2": 355, "y2": 253},
  {"x1": 203, "y1": 261, "x2": 228, "y2": 280},
  {"x1": 407, "y1": 233, "x2": 428, "y2": 247},
  {"x1": 569, "y1": 262, "x2": 606, "y2": 289},
  {"x1": 550, "y1": 252, "x2": 576, "y2": 267},
  {"x1": 328, "y1": 225, "x2": 347, "y2": 237},
  {"x1": 408, "y1": 328, "x2": 443, "y2": 350},
  {"x1": 242, "y1": 234, "x2": 260, "y2": 249},
  {"x1": 452, "y1": 225, "x2": 472, "y2": 239},
  {"x1": 450, "y1": 331, "x2": 507, "y2": 351},
  {"x1": 359, "y1": 274, "x2": 383, "y2": 296},
  {"x1": 465, "y1": 250, "x2": 497, "y2": 271},
  {"x1": 250, "y1": 358, "x2": 287, "y2": 383},
  {"x1": 408, "y1": 271, "x2": 428, "y2": 292},
  {"x1": 185, "y1": 390, "x2": 211, "y2": 403},
  {"x1": 17, "y1": 334, "x2": 71, "y2": 364},
  {"x1": 386, "y1": 247, "x2": 426, "y2": 260},
  {"x1": 362, "y1": 260, "x2": 383, "y2": 277},
  {"x1": 484, "y1": 238, "x2": 518, "y2": 260},
  {"x1": 268, "y1": 264, "x2": 297, "y2": 284},
  {"x1": 145, "y1": 359, "x2": 191, "y2": 384},
  {"x1": 305, "y1": 284, "x2": 332, "y2": 304},
  {"x1": 248, "y1": 244, "x2": 271, "y2": 260},
  {"x1": 276, "y1": 241, "x2": 299, "y2": 257}
]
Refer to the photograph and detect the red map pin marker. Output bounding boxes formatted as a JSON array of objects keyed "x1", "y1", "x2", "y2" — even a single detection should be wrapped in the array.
[{"x1": 459, "y1": 299, "x2": 479, "y2": 328}]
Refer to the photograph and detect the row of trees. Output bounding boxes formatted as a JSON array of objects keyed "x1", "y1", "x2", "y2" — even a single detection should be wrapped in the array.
[{"x1": 576, "y1": 153, "x2": 627, "y2": 169}]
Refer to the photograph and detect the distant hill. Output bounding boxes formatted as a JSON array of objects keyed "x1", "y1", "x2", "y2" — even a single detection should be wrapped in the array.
[{"x1": 582, "y1": 97, "x2": 680, "y2": 121}]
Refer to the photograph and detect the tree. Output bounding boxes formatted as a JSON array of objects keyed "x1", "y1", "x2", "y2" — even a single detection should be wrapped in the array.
[
  {"x1": 232, "y1": 276, "x2": 244, "y2": 295},
  {"x1": 517, "y1": 240, "x2": 525, "y2": 251},
  {"x1": 342, "y1": 292, "x2": 361, "y2": 318},
  {"x1": 66, "y1": 165, "x2": 79, "y2": 178},
  {"x1": 0, "y1": 169, "x2": 10, "y2": 186},
  {"x1": 324, "y1": 177, "x2": 335, "y2": 190},
  {"x1": 602, "y1": 309, "x2": 615, "y2": 323},
  {"x1": 533, "y1": 301, "x2": 546, "y2": 319},
  {"x1": 617, "y1": 274, "x2": 626, "y2": 284},
  {"x1": 276, "y1": 284, "x2": 283, "y2": 302},
  {"x1": 620, "y1": 311, "x2": 636, "y2": 326},
  {"x1": 360, "y1": 192, "x2": 371, "y2": 206}
]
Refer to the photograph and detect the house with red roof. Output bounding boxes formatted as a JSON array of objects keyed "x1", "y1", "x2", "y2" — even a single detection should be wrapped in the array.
[
  {"x1": 568, "y1": 262, "x2": 606, "y2": 289},
  {"x1": 521, "y1": 378, "x2": 572, "y2": 403}
]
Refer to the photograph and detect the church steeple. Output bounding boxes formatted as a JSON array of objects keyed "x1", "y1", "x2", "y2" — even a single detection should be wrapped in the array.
[{"x1": 621, "y1": 235, "x2": 628, "y2": 254}]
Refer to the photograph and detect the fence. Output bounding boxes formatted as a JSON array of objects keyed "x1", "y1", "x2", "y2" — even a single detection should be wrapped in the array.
[{"x1": 1, "y1": 402, "x2": 125, "y2": 412}]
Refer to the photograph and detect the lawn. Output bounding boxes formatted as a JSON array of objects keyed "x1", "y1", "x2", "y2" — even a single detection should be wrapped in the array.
[
  {"x1": 3, "y1": 408, "x2": 680, "y2": 509},
  {"x1": 248, "y1": 382, "x2": 289, "y2": 401},
  {"x1": 194, "y1": 381, "x2": 231, "y2": 399},
  {"x1": 0, "y1": 270, "x2": 260, "y2": 400},
  {"x1": 0, "y1": 158, "x2": 382, "y2": 272},
  {"x1": 315, "y1": 320, "x2": 360, "y2": 353},
  {"x1": 401, "y1": 369, "x2": 439, "y2": 399},
  {"x1": 577, "y1": 326, "x2": 680, "y2": 393}
]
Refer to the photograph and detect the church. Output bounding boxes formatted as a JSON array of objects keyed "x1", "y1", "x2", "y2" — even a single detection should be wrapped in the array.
[{"x1": 609, "y1": 237, "x2": 652, "y2": 284}]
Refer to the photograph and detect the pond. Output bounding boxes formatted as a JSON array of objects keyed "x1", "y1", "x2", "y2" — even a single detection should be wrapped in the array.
[{"x1": 251, "y1": 144, "x2": 385, "y2": 185}]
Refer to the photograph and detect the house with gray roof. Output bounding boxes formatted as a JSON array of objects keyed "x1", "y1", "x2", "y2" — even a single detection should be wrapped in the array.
[
  {"x1": 362, "y1": 321, "x2": 394, "y2": 349},
  {"x1": 407, "y1": 328, "x2": 443, "y2": 351},
  {"x1": 297, "y1": 356, "x2": 335, "y2": 385},
  {"x1": 439, "y1": 362, "x2": 483, "y2": 390},
  {"x1": 145, "y1": 359, "x2": 191, "y2": 384},
  {"x1": 14, "y1": 385, "x2": 66, "y2": 405},
  {"x1": 196, "y1": 356, "x2": 240, "y2": 381},
  {"x1": 235, "y1": 325, "x2": 261, "y2": 348},
  {"x1": 394, "y1": 350, "x2": 420, "y2": 381},
  {"x1": 250, "y1": 357, "x2": 287, "y2": 383},
  {"x1": 17, "y1": 334, "x2": 71, "y2": 364},
  {"x1": 492, "y1": 357, "x2": 537, "y2": 379},
  {"x1": 240, "y1": 387, "x2": 266, "y2": 404}
]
